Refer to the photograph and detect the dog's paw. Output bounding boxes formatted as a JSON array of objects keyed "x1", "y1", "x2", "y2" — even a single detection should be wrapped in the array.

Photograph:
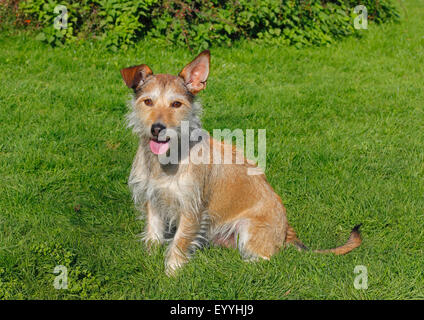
[
  {"x1": 165, "y1": 262, "x2": 180, "y2": 277},
  {"x1": 144, "y1": 238, "x2": 163, "y2": 254},
  {"x1": 242, "y1": 255, "x2": 270, "y2": 263},
  {"x1": 165, "y1": 253, "x2": 188, "y2": 277},
  {"x1": 140, "y1": 233, "x2": 163, "y2": 254}
]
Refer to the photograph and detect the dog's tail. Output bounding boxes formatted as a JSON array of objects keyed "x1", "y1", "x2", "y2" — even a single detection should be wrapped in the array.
[{"x1": 285, "y1": 224, "x2": 362, "y2": 255}]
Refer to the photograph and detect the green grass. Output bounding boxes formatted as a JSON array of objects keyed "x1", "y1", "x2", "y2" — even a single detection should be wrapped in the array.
[{"x1": 1, "y1": 0, "x2": 423, "y2": 300}]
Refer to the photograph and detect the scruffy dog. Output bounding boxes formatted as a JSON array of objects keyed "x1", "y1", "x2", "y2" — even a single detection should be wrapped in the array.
[{"x1": 120, "y1": 50, "x2": 361, "y2": 276}]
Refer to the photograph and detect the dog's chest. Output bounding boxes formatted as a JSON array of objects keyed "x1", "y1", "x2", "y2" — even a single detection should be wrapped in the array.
[
  {"x1": 149, "y1": 172, "x2": 194, "y2": 199},
  {"x1": 149, "y1": 171, "x2": 202, "y2": 217},
  {"x1": 129, "y1": 156, "x2": 200, "y2": 213}
]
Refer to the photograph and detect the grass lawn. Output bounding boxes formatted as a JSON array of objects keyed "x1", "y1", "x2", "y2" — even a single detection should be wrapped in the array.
[{"x1": 0, "y1": 0, "x2": 423, "y2": 300}]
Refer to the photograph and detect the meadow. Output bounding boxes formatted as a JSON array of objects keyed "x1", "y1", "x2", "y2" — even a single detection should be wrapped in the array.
[{"x1": 0, "y1": 0, "x2": 423, "y2": 299}]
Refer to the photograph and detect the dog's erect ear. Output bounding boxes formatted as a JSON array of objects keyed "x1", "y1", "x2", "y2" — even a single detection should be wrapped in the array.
[
  {"x1": 120, "y1": 64, "x2": 153, "y2": 91},
  {"x1": 179, "y1": 50, "x2": 210, "y2": 95}
]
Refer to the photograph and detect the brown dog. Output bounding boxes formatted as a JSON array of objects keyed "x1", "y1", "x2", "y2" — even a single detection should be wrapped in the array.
[{"x1": 120, "y1": 50, "x2": 361, "y2": 276}]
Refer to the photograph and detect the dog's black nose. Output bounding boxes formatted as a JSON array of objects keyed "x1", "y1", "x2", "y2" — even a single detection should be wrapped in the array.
[{"x1": 151, "y1": 123, "x2": 166, "y2": 137}]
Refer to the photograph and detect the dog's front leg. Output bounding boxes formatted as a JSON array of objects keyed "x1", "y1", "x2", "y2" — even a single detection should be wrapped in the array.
[
  {"x1": 165, "y1": 213, "x2": 200, "y2": 276},
  {"x1": 143, "y1": 202, "x2": 165, "y2": 250}
]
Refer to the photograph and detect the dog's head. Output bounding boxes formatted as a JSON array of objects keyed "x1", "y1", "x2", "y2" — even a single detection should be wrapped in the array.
[{"x1": 121, "y1": 50, "x2": 210, "y2": 155}]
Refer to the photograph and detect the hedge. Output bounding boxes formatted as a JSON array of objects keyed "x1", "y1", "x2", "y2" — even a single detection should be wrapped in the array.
[{"x1": 1, "y1": 0, "x2": 400, "y2": 50}]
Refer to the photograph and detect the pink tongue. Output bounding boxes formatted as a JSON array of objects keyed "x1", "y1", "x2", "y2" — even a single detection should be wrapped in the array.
[{"x1": 149, "y1": 140, "x2": 170, "y2": 155}]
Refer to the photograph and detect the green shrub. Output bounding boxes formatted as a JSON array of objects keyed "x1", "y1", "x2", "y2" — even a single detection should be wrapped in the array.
[
  {"x1": 0, "y1": 242, "x2": 105, "y2": 299},
  {"x1": 12, "y1": 0, "x2": 399, "y2": 50}
]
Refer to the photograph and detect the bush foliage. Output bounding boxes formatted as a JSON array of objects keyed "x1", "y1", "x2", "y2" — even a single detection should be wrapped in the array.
[{"x1": 3, "y1": 0, "x2": 400, "y2": 50}]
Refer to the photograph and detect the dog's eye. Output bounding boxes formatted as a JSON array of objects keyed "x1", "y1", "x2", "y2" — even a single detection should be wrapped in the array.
[
  {"x1": 171, "y1": 101, "x2": 182, "y2": 108},
  {"x1": 144, "y1": 99, "x2": 153, "y2": 106}
]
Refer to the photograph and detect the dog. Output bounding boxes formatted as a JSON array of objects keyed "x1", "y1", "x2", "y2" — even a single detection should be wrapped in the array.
[{"x1": 120, "y1": 50, "x2": 362, "y2": 276}]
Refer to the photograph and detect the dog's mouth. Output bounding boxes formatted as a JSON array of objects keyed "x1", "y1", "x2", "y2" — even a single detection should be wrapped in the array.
[{"x1": 149, "y1": 137, "x2": 170, "y2": 155}]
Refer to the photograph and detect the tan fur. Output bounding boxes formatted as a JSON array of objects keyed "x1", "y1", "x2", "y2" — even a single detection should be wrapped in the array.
[{"x1": 120, "y1": 50, "x2": 362, "y2": 276}]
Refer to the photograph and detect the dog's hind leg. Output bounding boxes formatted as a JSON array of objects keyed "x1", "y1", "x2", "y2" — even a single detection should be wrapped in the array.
[{"x1": 238, "y1": 216, "x2": 286, "y2": 261}]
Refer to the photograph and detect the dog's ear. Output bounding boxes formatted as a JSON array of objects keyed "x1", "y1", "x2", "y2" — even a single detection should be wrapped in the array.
[
  {"x1": 179, "y1": 50, "x2": 210, "y2": 95},
  {"x1": 120, "y1": 64, "x2": 153, "y2": 91}
]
